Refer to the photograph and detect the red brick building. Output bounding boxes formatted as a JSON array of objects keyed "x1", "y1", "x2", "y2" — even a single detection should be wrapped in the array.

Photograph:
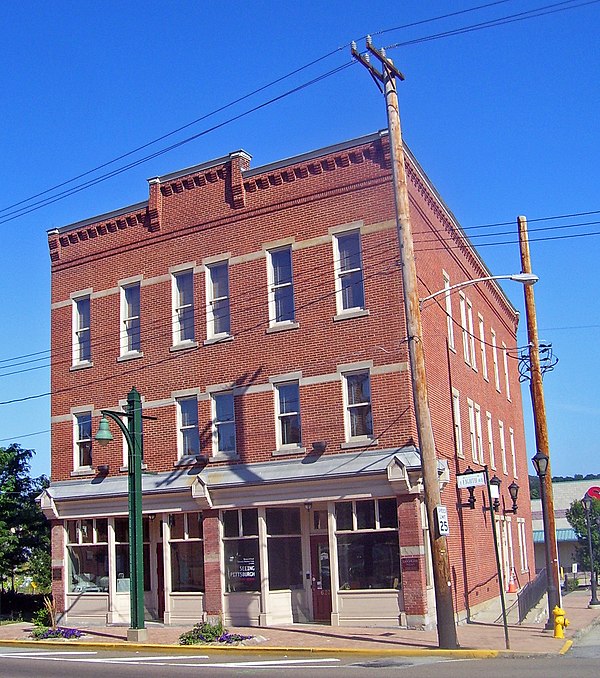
[{"x1": 41, "y1": 131, "x2": 535, "y2": 628}]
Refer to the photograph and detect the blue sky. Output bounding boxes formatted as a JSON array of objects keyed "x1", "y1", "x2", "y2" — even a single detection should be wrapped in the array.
[{"x1": 1, "y1": 1, "x2": 598, "y2": 480}]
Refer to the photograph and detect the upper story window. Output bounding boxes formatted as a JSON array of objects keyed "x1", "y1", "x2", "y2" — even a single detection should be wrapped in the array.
[
  {"x1": 172, "y1": 270, "x2": 195, "y2": 345},
  {"x1": 451, "y1": 388, "x2": 463, "y2": 458},
  {"x1": 74, "y1": 411, "x2": 92, "y2": 469},
  {"x1": 478, "y1": 314, "x2": 488, "y2": 381},
  {"x1": 72, "y1": 295, "x2": 91, "y2": 365},
  {"x1": 467, "y1": 298, "x2": 476, "y2": 371},
  {"x1": 486, "y1": 411, "x2": 496, "y2": 470},
  {"x1": 212, "y1": 391, "x2": 236, "y2": 456},
  {"x1": 267, "y1": 247, "x2": 295, "y2": 326},
  {"x1": 491, "y1": 329, "x2": 500, "y2": 392},
  {"x1": 509, "y1": 427, "x2": 517, "y2": 478},
  {"x1": 274, "y1": 381, "x2": 302, "y2": 450},
  {"x1": 502, "y1": 342, "x2": 511, "y2": 401},
  {"x1": 177, "y1": 396, "x2": 200, "y2": 460},
  {"x1": 333, "y1": 230, "x2": 365, "y2": 314},
  {"x1": 459, "y1": 293, "x2": 470, "y2": 366},
  {"x1": 206, "y1": 262, "x2": 231, "y2": 339},
  {"x1": 120, "y1": 282, "x2": 141, "y2": 356},
  {"x1": 443, "y1": 271, "x2": 455, "y2": 350},
  {"x1": 499, "y1": 420, "x2": 508, "y2": 474},
  {"x1": 342, "y1": 370, "x2": 373, "y2": 441}
]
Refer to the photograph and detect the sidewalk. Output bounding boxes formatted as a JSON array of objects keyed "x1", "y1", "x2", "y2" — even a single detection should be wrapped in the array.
[{"x1": 0, "y1": 588, "x2": 598, "y2": 657}]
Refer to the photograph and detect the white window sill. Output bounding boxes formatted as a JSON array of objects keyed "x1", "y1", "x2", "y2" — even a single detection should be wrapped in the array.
[
  {"x1": 209, "y1": 452, "x2": 240, "y2": 462},
  {"x1": 272, "y1": 445, "x2": 306, "y2": 457},
  {"x1": 117, "y1": 351, "x2": 144, "y2": 362},
  {"x1": 340, "y1": 437, "x2": 377, "y2": 450},
  {"x1": 169, "y1": 341, "x2": 199, "y2": 352},
  {"x1": 266, "y1": 321, "x2": 300, "y2": 334},
  {"x1": 70, "y1": 467, "x2": 96, "y2": 477},
  {"x1": 333, "y1": 308, "x2": 370, "y2": 322},
  {"x1": 119, "y1": 463, "x2": 148, "y2": 472},
  {"x1": 448, "y1": 344, "x2": 457, "y2": 354},
  {"x1": 70, "y1": 361, "x2": 93, "y2": 372},
  {"x1": 203, "y1": 334, "x2": 234, "y2": 346}
]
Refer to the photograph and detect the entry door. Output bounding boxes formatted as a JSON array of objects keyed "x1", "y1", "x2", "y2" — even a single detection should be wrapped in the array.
[
  {"x1": 310, "y1": 535, "x2": 332, "y2": 622},
  {"x1": 156, "y1": 543, "x2": 165, "y2": 620}
]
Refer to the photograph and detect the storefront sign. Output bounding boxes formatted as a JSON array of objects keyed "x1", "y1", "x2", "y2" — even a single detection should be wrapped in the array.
[{"x1": 229, "y1": 556, "x2": 257, "y2": 583}]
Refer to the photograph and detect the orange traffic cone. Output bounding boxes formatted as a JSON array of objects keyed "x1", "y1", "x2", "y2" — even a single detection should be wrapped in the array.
[{"x1": 507, "y1": 568, "x2": 518, "y2": 593}]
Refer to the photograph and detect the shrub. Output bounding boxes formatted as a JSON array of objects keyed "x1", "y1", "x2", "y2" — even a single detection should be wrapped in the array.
[
  {"x1": 31, "y1": 607, "x2": 52, "y2": 628},
  {"x1": 179, "y1": 619, "x2": 252, "y2": 645},
  {"x1": 30, "y1": 626, "x2": 83, "y2": 640}
]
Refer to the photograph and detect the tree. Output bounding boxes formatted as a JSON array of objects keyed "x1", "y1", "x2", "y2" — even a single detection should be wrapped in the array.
[
  {"x1": 565, "y1": 497, "x2": 600, "y2": 576},
  {"x1": 0, "y1": 444, "x2": 49, "y2": 591}
]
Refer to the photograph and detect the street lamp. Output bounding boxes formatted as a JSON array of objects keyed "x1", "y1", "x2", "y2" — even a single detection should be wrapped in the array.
[
  {"x1": 531, "y1": 450, "x2": 561, "y2": 626},
  {"x1": 95, "y1": 386, "x2": 154, "y2": 642},
  {"x1": 581, "y1": 493, "x2": 600, "y2": 608},
  {"x1": 419, "y1": 273, "x2": 538, "y2": 305}
]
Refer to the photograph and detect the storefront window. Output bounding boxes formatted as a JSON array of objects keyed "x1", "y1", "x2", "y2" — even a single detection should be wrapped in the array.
[
  {"x1": 266, "y1": 508, "x2": 302, "y2": 590},
  {"x1": 66, "y1": 518, "x2": 109, "y2": 593},
  {"x1": 169, "y1": 512, "x2": 204, "y2": 592},
  {"x1": 223, "y1": 509, "x2": 260, "y2": 593},
  {"x1": 114, "y1": 517, "x2": 151, "y2": 591},
  {"x1": 335, "y1": 498, "x2": 400, "y2": 591}
]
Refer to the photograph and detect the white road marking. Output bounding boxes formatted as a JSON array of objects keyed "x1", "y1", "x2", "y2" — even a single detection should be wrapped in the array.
[
  {"x1": 0, "y1": 651, "x2": 98, "y2": 657},
  {"x1": 99, "y1": 654, "x2": 210, "y2": 662}
]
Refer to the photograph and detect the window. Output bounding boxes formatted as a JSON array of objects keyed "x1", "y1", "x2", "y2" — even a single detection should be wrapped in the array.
[
  {"x1": 509, "y1": 427, "x2": 517, "y2": 478},
  {"x1": 169, "y1": 512, "x2": 204, "y2": 592},
  {"x1": 172, "y1": 270, "x2": 195, "y2": 344},
  {"x1": 267, "y1": 247, "x2": 295, "y2": 325},
  {"x1": 266, "y1": 508, "x2": 302, "y2": 590},
  {"x1": 486, "y1": 411, "x2": 496, "y2": 470},
  {"x1": 223, "y1": 508, "x2": 260, "y2": 593},
  {"x1": 212, "y1": 392, "x2": 236, "y2": 456},
  {"x1": 475, "y1": 403, "x2": 484, "y2": 464},
  {"x1": 114, "y1": 516, "x2": 151, "y2": 592},
  {"x1": 467, "y1": 298, "x2": 476, "y2": 371},
  {"x1": 120, "y1": 283, "x2": 141, "y2": 355},
  {"x1": 478, "y1": 314, "x2": 488, "y2": 380},
  {"x1": 66, "y1": 518, "x2": 109, "y2": 593},
  {"x1": 343, "y1": 371, "x2": 373, "y2": 440},
  {"x1": 335, "y1": 498, "x2": 400, "y2": 590},
  {"x1": 73, "y1": 295, "x2": 91, "y2": 364},
  {"x1": 499, "y1": 420, "x2": 507, "y2": 474},
  {"x1": 206, "y1": 262, "x2": 231, "y2": 339},
  {"x1": 467, "y1": 399, "x2": 477, "y2": 462},
  {"x1": 333, "y1": 230, "x2": 365, "y2": 314},
  {"x1": 517, "y1": 517, "x2": 529, "y2": 572},
  {"x1": 275, "y1": 382, "x2": 302, "y2": 449},
  {"x1": 459, "y1": 293, "x2": 470, "y2": 365},
  {"x1": 74, "y1": 411, "x2": 92, "y2": 468},
  {"x1": 177, "y1": 397, "x2": 200, "y2": 459},
  {"x1": 491, "y1": 329, "x2": 500, "y2": 391},
  {"x1": 452, "y1": 389, "x2": 463, "y2": 458},
  {"x1": 443, "y1": 271, "x2": 455, "y2": 350},
  {"x1": 502, "y1": 342, "x2": 511, "y2": 400}
]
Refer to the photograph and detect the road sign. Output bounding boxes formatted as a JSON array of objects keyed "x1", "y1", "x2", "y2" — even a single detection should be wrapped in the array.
[
  {"x1": 457, "y1": 471, "x2": 486, "y2": 489},
  {"x1": 435, "y1": 505, "x2": 450, "y2": 536}
]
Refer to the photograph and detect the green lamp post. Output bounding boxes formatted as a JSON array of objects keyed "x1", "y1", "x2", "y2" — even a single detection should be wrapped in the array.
[{"x1": 95, "y1": 386, "x2": 149, "y2": 642}]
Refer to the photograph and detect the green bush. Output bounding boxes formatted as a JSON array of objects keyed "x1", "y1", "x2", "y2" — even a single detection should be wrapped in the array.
[
  {"x1": 179, "y1": 619, "x2": 251, "y2": 645},
  {"x1": 565, "y1": 577, "x2": 580, "y2": 593},
  {"x1": 31, "y1": 606, "x2": 52, "y2": 628}
]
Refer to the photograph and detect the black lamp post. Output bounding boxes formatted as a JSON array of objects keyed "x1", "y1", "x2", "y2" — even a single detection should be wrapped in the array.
[
  {"x1": 489, "y1": 475, "x2": 501, "y2": 512},
  {"x1": 581, "y1": 493, "x2": 600, "y2": 608},
  {"x1": 507, "y1": 481, "x2": 519, "y2": 514},
  {"x1": 531, "y1": 451, "x2": 560, "y2": 627}
]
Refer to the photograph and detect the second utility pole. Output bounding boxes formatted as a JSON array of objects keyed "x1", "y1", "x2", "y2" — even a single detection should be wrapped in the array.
[{"x1": 352, "y1": 38, "x2": 458, "y2": 649}]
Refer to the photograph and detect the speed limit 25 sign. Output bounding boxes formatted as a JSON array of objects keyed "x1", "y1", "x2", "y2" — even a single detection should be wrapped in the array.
[{"x1": 435, "y1": 505, "x2": 450, "y2": 537}]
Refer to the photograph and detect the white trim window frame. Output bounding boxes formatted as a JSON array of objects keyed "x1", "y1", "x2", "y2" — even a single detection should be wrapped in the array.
[
  {"x1": 206, "y1": 261, "x2": 231, "y2": 339},
  {"x1": 499, "y1": 420, "x2": 508, "y2": 475},
  {"x1": 517, "y1": 517, "x2": 529, "y2": 572},
  {"x1": 73, "y1": 410, "x2": 93, "y2": 470},
  {"x1": 172, "y1": 270, "x2": 195, "y2": 345},
  {"x1": 491, "y1": 329, "x2": 500, "y2": 392},
  {"x1": 475, "y1": 403, "x2": 484, "y2": 464},
  {"x1": 72, "y1": 295, "x2": 91, "y2": 365},
  {"x1": 459, "y1": 293, "x2": 470, "y2": 366},
  {"x1": 342, "y1": 370, "x2": 374, "y2": 442},
  {"x1": 443, "y1": 271, "x2": 455, "y2": 351},
  {"x1": 212, "y1": 391, "x2": 236, "y2": 457},
  {"x1": 452, "y1": 388, "x2": 464, "y2": 458},
  {"x1": 502, "y1": 342, "x2": 511, "y2": 401},
  {"x1": 333, "y1": 229, "x2": 365, "y2": 314},
  {"x1": 120, "y1": 282, "x2": 141, "y2": 356},
  {"x1": 467, "y1": 398, "x2": 477, "y2": 462},
  {"x1": 176, "y1": 396, "x2": 200, "y2": 460},
  {"x1": 478, "y1": 313, "x2": 488, "y2": 381},
  {"x1": 467, "y1": 298, "x2": 477, "y2": 371},
  {"x1": 486, "y1": 411, "x2": 496, "y2": 470},
  {"x1": 267, "y1": 246, "x2": 295, "y2": 326},
  {"x1": 509, "y1": 427, "x2": 518, "y2": 478},
  {"x1": 274, "y1": 381, "x2": 302, "y2": 450}
]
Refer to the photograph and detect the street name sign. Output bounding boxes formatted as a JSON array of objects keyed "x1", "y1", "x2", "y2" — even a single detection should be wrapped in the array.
[{"x1": 456, "y1": 471, "x2": 486, "y2": 489}]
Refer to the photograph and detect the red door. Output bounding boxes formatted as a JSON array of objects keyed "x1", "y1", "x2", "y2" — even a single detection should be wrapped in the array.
[{"x1": 310, "y1": 535, "x2": 332, "y2": 622}]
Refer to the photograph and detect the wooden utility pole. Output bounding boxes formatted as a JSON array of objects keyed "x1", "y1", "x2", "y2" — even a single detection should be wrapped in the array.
[
  {"x1": 352, "y1": 37, "x2": 458, "y2": 649},
  {"x1": 517, "y1": 215, "x2": 561, "y2": 626}
]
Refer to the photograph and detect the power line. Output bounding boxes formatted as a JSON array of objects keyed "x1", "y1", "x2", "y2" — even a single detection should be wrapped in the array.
[{"x1": 462, "y1": 208, "x2": 600, "y2": 232}]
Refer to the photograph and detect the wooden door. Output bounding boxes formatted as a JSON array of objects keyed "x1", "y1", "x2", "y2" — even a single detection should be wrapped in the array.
[{"x1": 310, "y1": 535, "x2": 332, "y2": 622}]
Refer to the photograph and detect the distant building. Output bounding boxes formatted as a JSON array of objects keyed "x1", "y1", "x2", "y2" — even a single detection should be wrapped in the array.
[{"x1": 40, "y1": 131, "x2": 534, "y2": 629}]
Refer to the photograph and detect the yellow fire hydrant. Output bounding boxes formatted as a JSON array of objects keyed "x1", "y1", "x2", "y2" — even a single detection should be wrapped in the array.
[{"x1": 553, "y1": 605, "x2": 569, "y2": 639}]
